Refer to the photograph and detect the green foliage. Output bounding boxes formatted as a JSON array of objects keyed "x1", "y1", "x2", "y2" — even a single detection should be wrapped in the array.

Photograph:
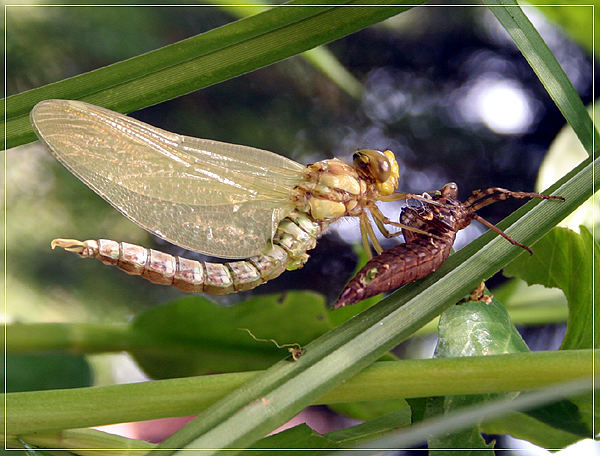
[
  {"x1": 131, "y1": 292, "x2": 332, "y2": 378},
  {"x1": 248, "y1": 424, "x2": 340, "y2": 454},
  {"x1": 505, "y1": 226, "x2": 598, "y2": 350},
  {"x1": 426, "y1": 298, "x2": 526, "y2": 452},
  {"x1": 325, "y1": 408, "x2": 411, "y2": 444},
  {"x1": 5, "y1": 353, "x2": 92, "y2": 393},
  {"x1": 504, "y1": 226, "x2": 599, "y2": 435},
  {"x1": 3, "y1": 2, "x2": 597, "y2": 454},
  {"x1": 481, "y1": 412, "x2": 586, "y2": 449}
]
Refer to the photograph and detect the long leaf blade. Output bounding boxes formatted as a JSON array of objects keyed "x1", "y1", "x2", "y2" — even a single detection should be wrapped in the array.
[
  {"x1": 3, "y1": 1, "x2": 419, "y2": 149},
  {"x1": 485, "y1": 1, "x2": 599, "y2": 156}
]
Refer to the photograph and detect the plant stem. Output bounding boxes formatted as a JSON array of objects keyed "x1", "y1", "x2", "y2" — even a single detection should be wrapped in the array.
[{"x1": 4, "y1": 349, "x2": 595, "y2": 436}]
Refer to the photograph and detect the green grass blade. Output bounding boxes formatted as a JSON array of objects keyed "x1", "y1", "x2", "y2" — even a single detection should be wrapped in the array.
[
  {"x1": 485, "y1": 0, "x2": 599, "y2": 156},
  {"x1": 205, "y1": 0, "x2": 362, "y2": 97},
  {"x1": 3, "y1": 0, "x2": 419, "y2": 149},
  {"x1": 13, "y1": 429, "x2": 153, "y2": 456},
  {"x1": 5, "y1": 350, "x2": 593, "y2": 435},
  {"x1": 338, "y1": 376, "x2": 596, "y2": 453},
  {"x1": 149, "y1": 157, "x2": 595, "y2": 454}
]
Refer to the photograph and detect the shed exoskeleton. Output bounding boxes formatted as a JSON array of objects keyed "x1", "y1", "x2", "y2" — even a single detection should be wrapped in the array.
[{"x1": 335, "y1": 182, "x2": 564, "y2": 308}]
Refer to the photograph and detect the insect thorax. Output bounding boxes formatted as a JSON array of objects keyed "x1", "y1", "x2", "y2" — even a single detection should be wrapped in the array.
[{"x1": 293, "y1": 158, "x2": 384, "y2": 221}]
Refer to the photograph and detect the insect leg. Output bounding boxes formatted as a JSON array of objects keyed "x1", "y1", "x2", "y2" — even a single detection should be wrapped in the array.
[
  {"x1": 362, "y1": 212, "x2": 384, "y2": 255},
  {"x1": 371, "y1": 213, "x2": 404, "y2": 239},
  {"x1": 368, "y1": 203, "x2": 444, "y2": 240},
  {"x1": 465, "y1": 187, "x2": 564, "y2": 211},
  {"x1": 472, "y1": 214, "x2": 534, "y2": 255},
  {"x1": 378, "y1": 192, "x2": 446, "y2": 207},
  {"x1": 359, "y1": 214, "x2": 375, "y2": 260}
]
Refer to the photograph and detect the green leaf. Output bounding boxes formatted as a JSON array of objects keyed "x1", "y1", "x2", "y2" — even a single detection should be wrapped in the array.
[
  {"x1": 492, "y1": 280, "x2": 568, "y2": 327},
  {"x1": 435, "y1": 299, "x2": 530, "y2": 358},
  {"x1": 481, "y1": 412, "x2": 584, "y2": 449},
  {"x1": 426, "y1": 298, "x2": 526, "y2": 452},
  {"x1": 3, "y1": 0, "x2": 419, "y2": 149},
  {"x1": 504, "y1": 226, "x2": 598, "y2": 350},
  {"x1": 13, "y1": 428, "x2": 153, "y2": 456},
  {"x1": 206, "y1": 0, "x2": 362, "y2": 97},
  {"x1": 357, "y1": 376, "x2": 595, "y2": 450},
  {"x1": 502, "y1": 226, "x2": 598, "y2": 440},
  {"x1": 324, "y1": 408, "x2": 411, "y2": 444},
  {"x1": 486, "y1": 0, "x2": 599, "y2": 156},
  {"x1": 131, "y1": 292, "x2": 332, "y2": 378},
  {"x1": 536, "y1": 103, "x2": 599, "y2": 233},
  {"x1": 247, "y1": 424, "x2": 340, "y2": 454},
  {"x1": 524, "y1": 399, "x2": 591, "y2": 437},
  {"x1": 427, "y1": 395, "x2": 495, "y2": 456},
  {"x1": 19, "y1": 446, "x2": 62, "y2": 456},
  {"x1": 527, "y1": 1, "x2": 597, "y2": 58},
  {"x1": 328, "y1": 398, "x2": 409, "y2": 421},
  {"x1": 5, "y1": 353, "x2": 92, "y2": 393}
]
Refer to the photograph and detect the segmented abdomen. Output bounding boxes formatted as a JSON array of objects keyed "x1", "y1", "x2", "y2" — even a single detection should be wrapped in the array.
[
  {"x1": 55, "y1": 211, "x2": 327, "y2": 295},
  {"x1": 334, "y1": 231, "x2": 456, "y2": 309}
]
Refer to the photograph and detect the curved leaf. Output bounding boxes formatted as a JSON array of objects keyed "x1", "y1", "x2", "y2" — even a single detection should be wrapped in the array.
[{"x1": 504, "y1": 226, "x2": 598, "y2": 350}]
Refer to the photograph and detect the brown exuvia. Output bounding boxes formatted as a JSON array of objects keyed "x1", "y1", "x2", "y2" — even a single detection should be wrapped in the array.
[{"x1": 334, "y1": 183, "x2": 564, "y2": 309}]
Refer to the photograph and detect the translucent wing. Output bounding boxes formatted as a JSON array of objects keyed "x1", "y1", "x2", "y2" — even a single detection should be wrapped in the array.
[{"x1": 31, "y1": 99, "x2": 307, "y2": 259}]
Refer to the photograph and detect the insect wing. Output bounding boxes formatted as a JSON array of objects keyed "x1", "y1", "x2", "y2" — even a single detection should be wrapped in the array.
[{"x1": 31, "y1": 100, "x2": 306, "y2": 259}]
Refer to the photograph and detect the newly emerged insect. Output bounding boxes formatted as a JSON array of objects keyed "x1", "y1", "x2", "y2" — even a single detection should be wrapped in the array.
[
  {"x1": 32, "y1": 99, "x2": 434, "y2": 295},
  {"x1": 335, "y1": 182, "x2": 564, "y2": 308}
]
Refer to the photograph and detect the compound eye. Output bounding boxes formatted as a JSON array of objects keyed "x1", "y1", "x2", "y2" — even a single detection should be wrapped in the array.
[
  {"x1": 353, "y1": 149, "x2": 391, "y2": 183},
  {"x1": 377, "y1": 159, "x2": 391, "y2": 179},
  {"x1": 352, "y1": 152, "x2": 369, "y2": 170}
]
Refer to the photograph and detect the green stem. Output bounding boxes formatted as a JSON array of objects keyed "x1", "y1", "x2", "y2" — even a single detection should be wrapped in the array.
[{"x1": 4, "y1": 349, "x2": 595, "y2": 436}]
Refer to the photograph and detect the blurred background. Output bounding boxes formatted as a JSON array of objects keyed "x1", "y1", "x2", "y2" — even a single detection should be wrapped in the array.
[{"x1": 4, "y1": 3, "x2": 597, "y2": 453}]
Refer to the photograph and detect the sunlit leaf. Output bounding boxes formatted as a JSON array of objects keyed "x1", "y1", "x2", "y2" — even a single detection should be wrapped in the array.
[
  {"x1": 536, "y1": 104, "x2": 599, "y2": 233},
  {"x1": 527, "y1": 1, "x2": 597, "y2": 58}
]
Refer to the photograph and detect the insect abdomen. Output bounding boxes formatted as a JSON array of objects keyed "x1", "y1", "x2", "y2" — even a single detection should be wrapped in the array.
[
  {"x1": 334, "y1": 234, "x2": 455, "y2": 309},
  {"x1": 51, "y1": 212, "x2": 325, "y2": 295}
]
